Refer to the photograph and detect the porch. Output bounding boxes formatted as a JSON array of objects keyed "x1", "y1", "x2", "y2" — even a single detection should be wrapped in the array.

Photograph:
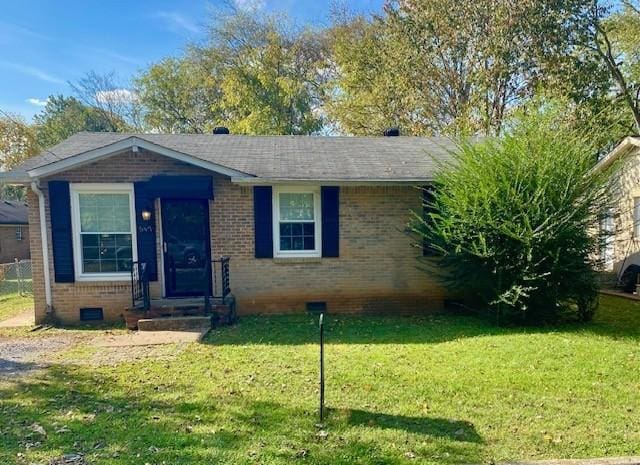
[{"x1": 126, "y1": 256, "x2": 235, "y2": 330}]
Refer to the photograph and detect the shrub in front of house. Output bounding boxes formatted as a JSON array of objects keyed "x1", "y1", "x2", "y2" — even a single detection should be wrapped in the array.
[{"x1": 413, "y1": 108, "x2": 615, "y2": 324}]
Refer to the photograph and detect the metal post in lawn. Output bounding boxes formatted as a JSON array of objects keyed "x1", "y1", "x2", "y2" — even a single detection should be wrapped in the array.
[{"x1": 319, "y1": 312, "x2": 325, "y2": 423}]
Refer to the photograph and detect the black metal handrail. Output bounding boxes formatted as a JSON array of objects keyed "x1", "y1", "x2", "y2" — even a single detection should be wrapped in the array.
[
  {"x1": 131, "y1": 261, "x2": 150, "y2": 311},
  {"x1": 203, "y1": 257, "x2": 231, "y2": 311}
]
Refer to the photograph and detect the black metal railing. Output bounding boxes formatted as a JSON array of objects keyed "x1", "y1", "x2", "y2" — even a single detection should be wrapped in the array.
[
  {"x1": 203, "y1": 257, "x2": 231, "y2": 311},
  {"x1": 131, "y1": 261, "x2": 150, "y2": 311}
]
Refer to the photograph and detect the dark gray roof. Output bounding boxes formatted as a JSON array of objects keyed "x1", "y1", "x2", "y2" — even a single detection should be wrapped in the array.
[
  {"x1": 0, "y1": 200, "x2": 28, "y2": 225},
  {"x1": 13, "y1": 132, "x2": 463, "y2": 181}
]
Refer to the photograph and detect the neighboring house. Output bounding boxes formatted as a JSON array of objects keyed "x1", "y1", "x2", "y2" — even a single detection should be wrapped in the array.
[
  {"x1": 595, "y1": 136, "x2": 640, "y2": 276},
  {"x1": 0, "y1": 131, "x2": 455, "y2": 324},
  {"x1": 0, "y1": 200, "x2": 30, "y2": 263}
]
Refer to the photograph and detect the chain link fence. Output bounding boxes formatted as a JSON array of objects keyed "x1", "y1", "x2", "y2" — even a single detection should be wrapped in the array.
[{"x1": 0, "y1": 259, "x2": 32, "y2": 296}]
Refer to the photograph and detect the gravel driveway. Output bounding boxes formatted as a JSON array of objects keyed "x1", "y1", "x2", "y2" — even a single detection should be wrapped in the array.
[{"x1": 0, "y1": 336, "x2": 74, "y2": 377}]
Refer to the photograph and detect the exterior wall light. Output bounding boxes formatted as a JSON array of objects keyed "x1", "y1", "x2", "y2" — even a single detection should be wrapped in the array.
[{"x1": 141, "y1": 208, "x2": 152, "y2": 221}]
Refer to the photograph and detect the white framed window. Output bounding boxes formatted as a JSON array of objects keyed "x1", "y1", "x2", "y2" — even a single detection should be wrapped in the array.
[
  {"x1": 273, "y1": 186, "x2": 321, "y2": 258},
  {"x1": 634, "y1": 197, "x2": 640, "y2": 239},
  {"x1": 601, "y1": 209, "x2": 615, "y2": 270},
  {"x1": 70, "y1": 183, "x2": 137, "y2": 281},
  {"x1": 15, "y1": 226, "x2": 23, "y2": 241}
]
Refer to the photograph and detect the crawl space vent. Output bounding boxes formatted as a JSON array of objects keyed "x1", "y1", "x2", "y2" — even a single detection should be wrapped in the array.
[
  {"x1": 80, "y1": 307, "x2": 104, "y2": 321},
  {"x1": 306, "y1": 302, "x2": 327, "y2": 313}
]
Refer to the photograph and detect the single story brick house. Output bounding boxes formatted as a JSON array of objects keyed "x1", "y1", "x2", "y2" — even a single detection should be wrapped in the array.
[
  {"x1": 0, "y1": 200, "x2": 30, "y2": 263},
  {"x1": 0, "y1": 131, "x2": 454, "y2": 324}
]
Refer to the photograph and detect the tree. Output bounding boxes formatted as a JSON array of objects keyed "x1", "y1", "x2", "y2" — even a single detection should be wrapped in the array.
[
  {"x1": 136, "y1": 56, "x2": 223, "y2": 133},
  {"x1": 584, "y1": 1, "x2": 640, "y2": 133},
  {"x1": 412, "y1": 103, "x2": 615, "y2": 324},
  {"x1": 70, "y1": 71, "x2": 142, "y2": 131},
  {"x1": 136, "y1": 7, "x2": 328, "y2": 134},
  {"x1": 33, "y1": 95, "x2": 120, "y2": 148},
  {"x1": 0, "y1": 112, "x2": 39, "y2": 200},
  {"x1": 326, "y1": 0, "x2": 607, "y2": 137}
]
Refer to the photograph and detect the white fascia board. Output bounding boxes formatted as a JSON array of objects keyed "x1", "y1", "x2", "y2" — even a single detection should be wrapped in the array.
[
  {"x1": 27, "y1": 137, "x2": 255, "y2": 179},
  {"x1": 593, "y1": 136, "x2": 640, "y2": 172},
  {"x1": 0, "y1": 172, "x2": 31, "y2": 184}
]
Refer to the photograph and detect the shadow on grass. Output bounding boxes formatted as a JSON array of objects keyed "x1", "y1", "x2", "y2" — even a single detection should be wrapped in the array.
[
  {"x1": 0, "y1": 366, "x2": 484, "y2": 465},
  {"x1": 346, "y1": 408, "x2": 482, "y2": 442},
  {"x1": 0, "y1": 358, "x2": 39, "y2": 376}
]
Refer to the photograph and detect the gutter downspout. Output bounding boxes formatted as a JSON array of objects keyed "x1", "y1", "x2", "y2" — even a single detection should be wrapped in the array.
[{"x1": 31, "y1": 181, "x2": 52, "y2": 313}]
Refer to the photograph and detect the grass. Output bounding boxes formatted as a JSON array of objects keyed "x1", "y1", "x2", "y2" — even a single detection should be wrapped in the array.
[
  {"x1": 0, "y1": 279, "x2": 33, "y2": 321},
  {"x1": 1, "y1": 294, "x2": 639, "y2": 464}
]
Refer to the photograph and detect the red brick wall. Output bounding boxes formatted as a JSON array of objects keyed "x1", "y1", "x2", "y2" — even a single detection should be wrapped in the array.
[
  {"x1": 0, "y1": 224, "x2": 29, "y2": 263},
  {"x1": 29, "y1": 148, "x2": 447, "y2": 323}
]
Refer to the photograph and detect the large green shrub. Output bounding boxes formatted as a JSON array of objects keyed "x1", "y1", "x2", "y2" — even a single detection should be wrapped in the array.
[{"x1": 413, "y1": 109, "x2": 615, "y2": 324}]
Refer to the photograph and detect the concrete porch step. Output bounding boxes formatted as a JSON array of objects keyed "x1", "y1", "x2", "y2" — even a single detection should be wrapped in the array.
[{"x1": 137, "y1": 315, "x2": 212, "y2": 332}]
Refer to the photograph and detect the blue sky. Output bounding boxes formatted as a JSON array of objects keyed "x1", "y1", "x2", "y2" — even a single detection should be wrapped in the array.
[{"x1": 0, "y1": 0, "x2": 383, "y2": 121}]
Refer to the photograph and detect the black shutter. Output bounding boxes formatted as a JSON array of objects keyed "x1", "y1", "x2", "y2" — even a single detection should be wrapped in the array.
[
  {"x1": 48, "y1": 181, "x2": 75, "y2": 283},
  {"x1": 321, "y1": 186, "x2": 340, "y2": 257},
  {"x1": 254, "y1": 186, "x2": 273, "y2": 258},
  {"x1": 423, "y1": 185, "x2": 437, "y2": 256},
  {"x1": 134, "y1": 182, "x2": 158, "y2": 281}
]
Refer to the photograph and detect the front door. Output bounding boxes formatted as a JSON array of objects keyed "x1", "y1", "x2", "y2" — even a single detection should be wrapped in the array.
[{"x1": 161, "y1": 199, "x2": 211, "y2": 297}]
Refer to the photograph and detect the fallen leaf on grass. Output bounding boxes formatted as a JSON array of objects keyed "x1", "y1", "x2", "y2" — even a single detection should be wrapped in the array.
[{"x1": 30, "y1": 423, "x2": 46, "y2": 436}]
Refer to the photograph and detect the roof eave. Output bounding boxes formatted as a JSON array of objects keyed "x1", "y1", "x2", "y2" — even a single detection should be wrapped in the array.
[
  {"x1": 231, "y1": 177, "x2": 433, "y2": 186},
  {"x1": 594, "y1": 136, "x2": 640, "y2": 172},
  {"x1": 0, "y1": 172, "x2": 32, "y2": 185},
  {"x1": 25, "y1": 136, "x2": 255, "y2": 180}
]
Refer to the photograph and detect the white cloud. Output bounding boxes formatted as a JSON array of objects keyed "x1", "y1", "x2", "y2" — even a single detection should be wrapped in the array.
[
  {"x1": 234, "y1": 0, "x2": 266, "y2": 10},
  {"x1": 154, "y1": 11, "x2": 200, "y2": 34},
  {"x1": 95, "y1": 89, "x2": 138, "y2": 104},
  {"x1": 26, "y1": 98, "x2": 49, "y2": 107},
  {"x1": 0, "y1": 61, "x2": 64, "y2": 84}
]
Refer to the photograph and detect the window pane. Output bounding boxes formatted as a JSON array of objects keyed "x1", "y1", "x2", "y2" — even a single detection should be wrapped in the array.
[
  {"x1": 280, "y1": 237, "x2": 292, "y2": 251},
  {"x1": 303, "y1": 236, "x2": 314, "y2": 249},
  {"x1": 279, "y1": 222, "x2": 315, "y2": 251},
  {"x1": 81, "y1": 233, "x2": 132, "y2": 273},
  {"x1": 79, "y1": 193, "x2": 131, "y2": 233},
  {"x1": 279, "y1": 193, "x2": 314, "y2": 221}
]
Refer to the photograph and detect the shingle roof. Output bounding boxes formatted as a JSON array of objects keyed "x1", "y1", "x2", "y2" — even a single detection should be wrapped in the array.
[
  {"x1": 0, "y1": 200, "x2": 28, "y2": 225},
  {"x1": 12, "y1": 132, "x2": 463, "y2": 181}
]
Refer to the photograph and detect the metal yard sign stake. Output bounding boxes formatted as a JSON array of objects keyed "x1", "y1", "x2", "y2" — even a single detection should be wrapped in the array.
[{"x1": 319, "y1": 312, "x2": 325, "y2": 423}]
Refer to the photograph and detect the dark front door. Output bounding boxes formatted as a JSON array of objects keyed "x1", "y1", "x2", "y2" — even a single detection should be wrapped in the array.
[{"x1": 161, "y1": 199, "x2": 211, "y2": 297}]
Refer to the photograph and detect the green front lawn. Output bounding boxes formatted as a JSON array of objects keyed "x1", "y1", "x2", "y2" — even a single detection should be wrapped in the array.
[
  {"x1": 0, "y1": 279, "x2": 33, "y2": 321},
  {"x1": 1, "y1": 295, "x2": 639, "y2": 464}
]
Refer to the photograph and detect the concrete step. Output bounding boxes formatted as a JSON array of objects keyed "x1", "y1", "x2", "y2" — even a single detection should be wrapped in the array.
[{"x1": 137, "y1": 315, "x2": 212, "y2": 332}]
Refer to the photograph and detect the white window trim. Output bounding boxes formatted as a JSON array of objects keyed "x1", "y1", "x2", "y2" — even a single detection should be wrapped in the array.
[
  {"x1": 634, "y1": 197, "x2": 640, "y2": 239},
  {"x1": 272, "y1": 185, "x2": 322, "y2": 258},
  {"x1": 70, "y1": 183, "x2": 138, "y2": 282}
]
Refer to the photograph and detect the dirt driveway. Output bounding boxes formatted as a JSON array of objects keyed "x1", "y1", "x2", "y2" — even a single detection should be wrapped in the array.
[
  {"x1": 0, "y1": 335, "x2": 76, "y2": 376},
  {"x1": 0, "y1": 328, "x2": 202, "y2": 378}
]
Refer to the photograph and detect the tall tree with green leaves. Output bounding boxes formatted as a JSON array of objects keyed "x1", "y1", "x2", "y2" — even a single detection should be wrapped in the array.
[
  {"x1": 327, "y1": 0, "x2": 607, "y2": 137},
  {"x1": 579, "y1": 0, "x2": 640, "y2": 134},
  {"x1": 0, "y1": 112, "x2": 39, "y2": 200},
  {"x1": 33, "y1": 95, "x2": 122, "y2": 148},
  {"x1": 136, "y1": 7, "x2": 328, "y2": 134}
]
